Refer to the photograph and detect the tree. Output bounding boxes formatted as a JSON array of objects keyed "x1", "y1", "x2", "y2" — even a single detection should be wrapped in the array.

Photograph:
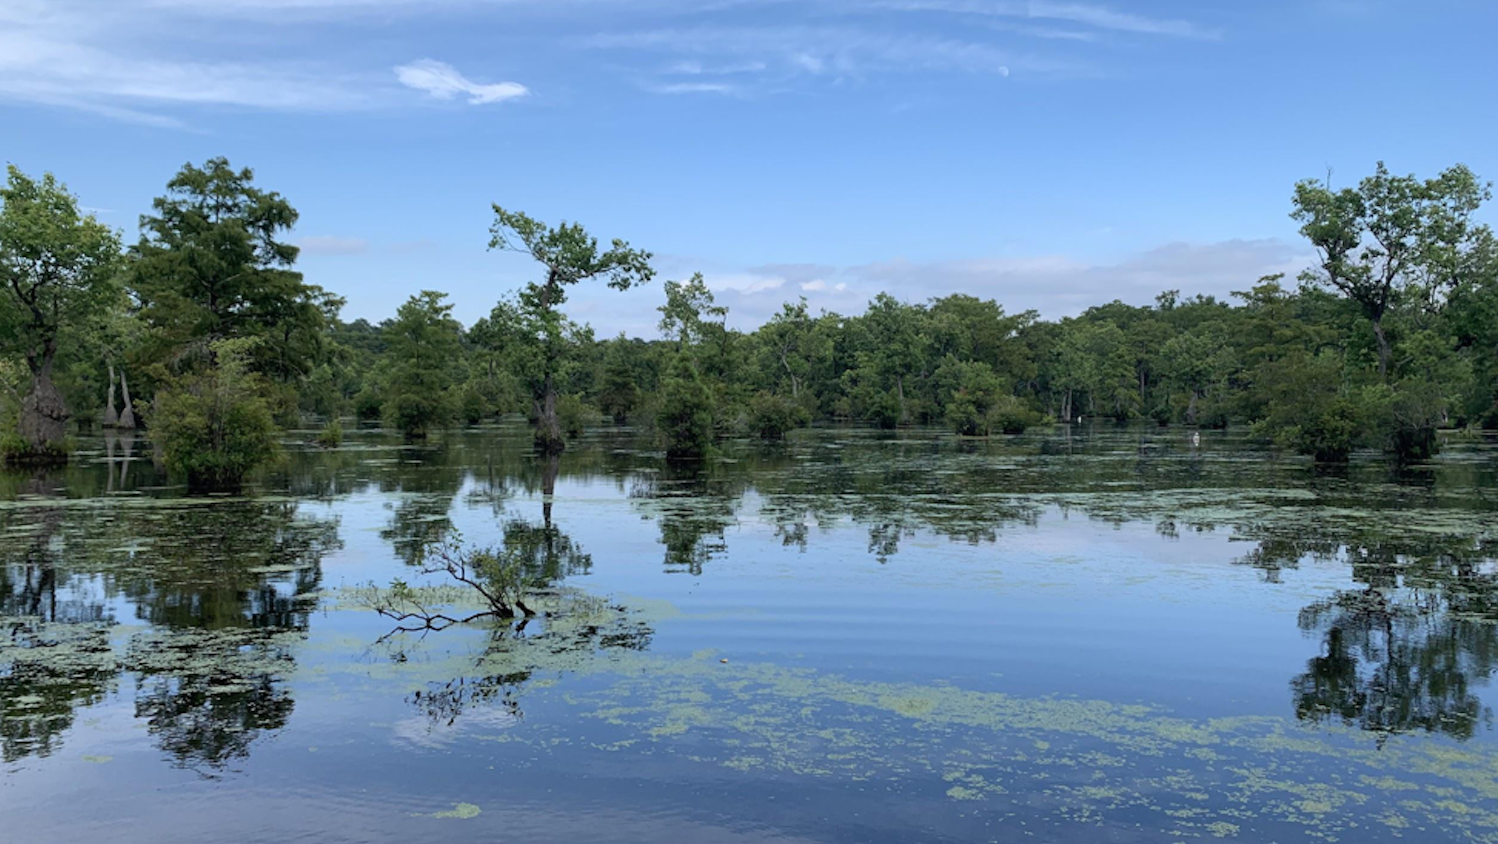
[
  {"x1": 1159, "y1": 326, "x2": 1235, "y2": 426},
  {"x1": 383, "y1": 291, "x2": 462, "y2": 438},
  {"x1": 759, "y1": 298, "x2": 829, "y2": 402},
  {"x1": 658, "y1": 272, "x2": 726, "y2": 349},
  {"x1": 843, "y1": 294, "x2": 925, "y2": 425},
  {"x1": 488, "y1": 206, "x2": 653, "y2": 453},
  {"x1": 0, "y1": 165, "x2": 121, "y2": 459},
  {"x1": 597, "y1": 336, "x2": 640, "y2": 424},
  {"x1": 934, "y1": 356, "x2": 1003, "y2": 436},
  {"x1": 657, "y1": 355, "x2": 715, "y2": 461},
  {"x1": 1292, "y1": 162, "x2": 1492, "y2": 380},
  {"x1": 1250, "y1": 350, "x2": 1371, "y2": 463},
  {"x1": 130, "y1": 157, "x2": 331, "y2": 380}
]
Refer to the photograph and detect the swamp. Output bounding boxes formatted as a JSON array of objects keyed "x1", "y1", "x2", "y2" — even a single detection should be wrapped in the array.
[{"x1": 3, "y1": 422, "x2": 1497, "y2": 843}]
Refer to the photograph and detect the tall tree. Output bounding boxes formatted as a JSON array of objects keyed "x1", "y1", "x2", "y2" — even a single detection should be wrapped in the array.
[
  {"x1": 384, "y1": 291, "x2": 463, "y2": 438},
  {"x1": 0, "y1": 166, "x2": 121, "y2": 457},
  {"x1": 1292, "y1": 162, "x2": 1492, "y2": 379},
  {"x1": 488, "y1": 206, "x2": 653, "y2": 453},
  {"x1": 129, "y1": 157, "x2": 328, "y2": 379}
]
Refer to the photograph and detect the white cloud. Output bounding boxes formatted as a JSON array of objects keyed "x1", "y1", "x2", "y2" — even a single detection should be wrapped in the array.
[
  {"x1": 874, "y1": 0, "x2": 1219, "y2": 40},
  {"x1": 583, "y1": 26, "x2": 1041, "y2": 79},
  {"x1": 845, "y1": 239, "x2": 1310, "y2": 317},
  {"x1": 651, "y1": 82, "x2": 738, "y2": 95},
  {"x1": 394, "y1": 59, "x2": 529, "y2": 105}
]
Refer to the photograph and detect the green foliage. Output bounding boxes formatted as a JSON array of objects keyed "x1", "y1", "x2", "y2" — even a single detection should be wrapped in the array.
[
  {"x1": 148, "y1": 338, "x2": 279, "y2": 490},
  {"x1": 460, "y1": 382, "x2": 492, "y2": 426},
  {"x1": 986, "y1": 395, "x2": 1043, "y2": 435},
  {"x1": 747, "y1": 391, "x2": 809, "y2": 440},
  {"x1": 657, "y1": 356, "x2": 715, "y2": 460},
  {"x1": 129, "y1": 157, "x2": 340, "y2": 382},
  {"x1": 0, "y1": 164, "x2": 122, "y2": 454},
  {"x1": 3, "y1": 157, "x2": 1494, "y2": 473},
  {"x1": 1375, "y1": 379, "x2": 1447, "y2": 463},
  {"x1": 556, "y1": 393, "x2": 595, "y2": 439},
  {"x1": 1251, "y1": 351, "x2": 1371, "y2": 462},
  {"x1": 935, "y1": 356, "x2": 1003, "y2": 436},
  {"x1": 488, "y1": 205, "x2": 654, "y2": 453},
  {"x1": 383, "y1": 291, "x2": 462, "y2": 438},
  {"x1": 353, "y1": 386, "x2": 384, "y2": 421},
  {"x1": 598, "y1": 340, "x2": 640, "y2": 424},
  {"x1": 315, "y1": 418, "x2": 343, "y2": 448},
  {"x1": 1292, "y1": 162, "x2": 1492, "y2": 379}
]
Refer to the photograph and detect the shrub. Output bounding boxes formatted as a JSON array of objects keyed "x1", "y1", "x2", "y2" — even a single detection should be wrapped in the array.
[
  {"x1": 383, "y1": 383, "x2": 455, "y2": 439},
  {"x1": 353, "y1": 386, "x2": 383, "y2": 421},
  {"x1": 557, "y1": 394, "x2": 595, "y2": 439},
  {"x1": 986, "y1": 395, "x2": 1043, "y2": 435},
  {"x1": 747, "y1": 391, "x2": 808, "y2": 440},
  {"x1": 1376, "y1": 379, "x2": 1446, "y2": 463},
  {"x1": 1249, "y1": 351, "x2": 1377, "y2": 463},
  {"x1": 315, "y1": 418, "x2": 344, "y2": 448},
  {"x1": 460, "y1": 382, "x2": 492, "y2": 426},
  {"x1": 0, "y1": 431, "x2": 70, "y2": 465},
  {"x1": 149, "y1": 339, "x2": 279, "y2": 491}
]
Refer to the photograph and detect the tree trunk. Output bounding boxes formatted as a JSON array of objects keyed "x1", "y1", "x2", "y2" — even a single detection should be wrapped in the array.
[
  {"x1": 533, "y1": 275, "x2": 565, "y2": 454},
  {"x1": 20, "y1": 357, "x2": 69, "y2": 455},
  {"x1": 1371, "y1": 318, "x2": 1390, "y2": 382},
  {"x1": 535, "y1": 373, "x2": 565, "y2": 454},
  {"x1": 1185, "y1": 390, "x2": 1199, "y2": 426},
  {"x1": 895, "y1": 375, "x2": 908, "y2": 425},
  {"x1": 118, "y1": 368, "x2": 136, "y2": 430},
  {"x1": 104, "y1": 363, "x2": 119, "y2": 427}
]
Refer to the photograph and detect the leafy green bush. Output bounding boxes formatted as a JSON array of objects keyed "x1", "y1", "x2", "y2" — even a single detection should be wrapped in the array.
[
  {"x1": 1375, "y1": 379, "x2": 1446, "y2": 463},
  {"x1": 149, "y1": 339, "x2": 279, "y2": 491},
  {"x1": 747, "y1": 391, "x2": 809, "y2": 440},
  {"x1": 315, "y1": 418, "x2": 343, "y2": 448},
  {"x1": 557, "y1": 394, "x2": 595, "y2": 439},
  {"x1": 1250, "y1": 351, "x2": 1371, "y2": 463},
  {"x1": 986, "y1": 395, "x2": 1043, "y2": 435},
  {"x1": 460, "y1": 382, "x2": 492, "y2": 426},
  {"x1": 657, "y1": 357, "x2": 714, "y2": 460},
  {"x1": 0, "y1": 431, "x2": 71, "y2": 465},
  {"x1": 865, "y1": 391, "x2": 902, "y2": 430},
  {"x1": 353, "y1": 386, "x2": 383, "y2": 421}
]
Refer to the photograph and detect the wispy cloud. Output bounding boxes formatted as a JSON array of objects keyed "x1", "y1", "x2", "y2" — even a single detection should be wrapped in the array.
[
  {"x1": 1, "y1": 0, "x2": 1213, "y2": 124},
  {"x1": 650, "y1": 82, "x2": 740, "y2": 95},
  {"x1": 644, "y1": 240, "x2": 1306, "y2": 332},
  {"x1": 0, "y1": 3, "x2": 531, "y2": 126},
  {"x1": 874, "y1": 0, "x2": 1220, "y2": 40},
  {"x1": 394, "y1": 59, "x2": 529, "y2": 105},
  {"x1": 584, "y1": 26, "x2": 1034, "y2": 79}
]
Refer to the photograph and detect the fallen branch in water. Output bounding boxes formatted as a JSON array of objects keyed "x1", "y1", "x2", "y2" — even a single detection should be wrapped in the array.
[{"x1": 361, "y1": 534, "x2": 538, "y2": 640}]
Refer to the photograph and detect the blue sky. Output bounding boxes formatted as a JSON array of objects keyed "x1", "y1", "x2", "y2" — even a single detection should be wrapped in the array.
[{"x1": 2, "y1": 0, "x2": 1494, "y2": 335}]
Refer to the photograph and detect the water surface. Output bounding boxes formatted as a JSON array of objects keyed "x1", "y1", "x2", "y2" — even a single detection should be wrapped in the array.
[{"x1": 3, "y1": 423, "x2": 1497, "y2": 842}]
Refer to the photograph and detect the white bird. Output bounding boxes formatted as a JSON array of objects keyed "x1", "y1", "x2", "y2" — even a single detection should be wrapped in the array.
[{"x1": 1192, "y1": 431, "x2": 1201, "y2": 447}]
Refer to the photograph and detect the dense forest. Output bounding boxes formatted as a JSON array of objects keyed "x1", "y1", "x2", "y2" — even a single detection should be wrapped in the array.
[{"x1": 1, "y1": 157, "x2": 1495, "y2": 487}]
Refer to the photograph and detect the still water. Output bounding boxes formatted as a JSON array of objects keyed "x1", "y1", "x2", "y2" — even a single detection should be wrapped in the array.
[{"x1": 3, "y1": 422, "x2": 1497, "y2": 842}]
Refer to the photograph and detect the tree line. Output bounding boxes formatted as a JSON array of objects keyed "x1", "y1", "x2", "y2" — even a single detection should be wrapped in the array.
[{"x1": 1, "y1": 157, "x2": 1495, "y2": 487}]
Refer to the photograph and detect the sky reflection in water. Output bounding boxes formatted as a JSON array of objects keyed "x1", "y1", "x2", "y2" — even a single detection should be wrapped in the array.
[{"x1": 3, "y1": 423, "x2": 1498, "y2": 843}]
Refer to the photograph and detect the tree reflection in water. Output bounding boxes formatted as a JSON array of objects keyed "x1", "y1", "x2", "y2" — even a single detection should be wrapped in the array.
[
  {"x1": 0, "y1": 494, "x2": 339, "y2": 773},
  {"x1": 1287, "y1": 537, "x2": 1498, "y2": 742},
  {"x1": 378, "y1": 453, "x2": 652, "y2": 735}
]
